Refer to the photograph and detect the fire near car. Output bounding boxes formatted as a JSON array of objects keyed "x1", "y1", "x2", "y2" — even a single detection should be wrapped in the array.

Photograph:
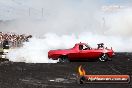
[{"x1": 48, "y1": 42, "x2": 115, "y2": 62}]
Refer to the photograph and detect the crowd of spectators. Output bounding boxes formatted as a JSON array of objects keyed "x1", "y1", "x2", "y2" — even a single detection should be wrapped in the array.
[{"x1": 0, "y1": 32, "x2": 32, "y2": 49}]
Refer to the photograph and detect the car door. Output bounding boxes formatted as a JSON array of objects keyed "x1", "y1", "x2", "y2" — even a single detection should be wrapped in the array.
[
  {"x1": 79, "y1": 49, "x2": 91, "y2": 59},
  {"x1": 68, "y1": 44, "x2": 88, "y2": 60},
  {"x1": 78, "y1": 44, "x2": 93, "y2": 59}
]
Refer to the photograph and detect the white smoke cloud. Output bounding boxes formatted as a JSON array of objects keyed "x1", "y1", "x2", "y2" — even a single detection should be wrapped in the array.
[
  {"x1": 104, "y1": 8, "x2": 132, "y2": 37},
  {"x1": 7, "y1": 32, "x2": 132, "y2": 63},
  {"x1": 0, "y1": 0, "x2": 102, "y2": 35},
  {"x1": 1, "y1": 0, "x2": 132, "y2": 63}
]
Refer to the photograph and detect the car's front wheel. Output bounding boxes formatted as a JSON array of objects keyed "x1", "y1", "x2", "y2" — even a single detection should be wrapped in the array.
[
  {"x1": 59, "y1": 56, "x2": 70, "y2": 63},
  {"x1": 99, "y1": 53, "x2": 109, "y2": 62}
]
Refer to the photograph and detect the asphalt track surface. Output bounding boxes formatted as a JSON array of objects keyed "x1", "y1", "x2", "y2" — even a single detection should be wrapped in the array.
[{"x1": 0, "y1": 52, "x2": 132, "y2": 88}]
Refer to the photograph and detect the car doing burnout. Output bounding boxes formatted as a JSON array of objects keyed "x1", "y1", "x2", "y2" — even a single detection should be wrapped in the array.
[{"x1": 48, "y1": 43, "x2": 115, "y2": 62}]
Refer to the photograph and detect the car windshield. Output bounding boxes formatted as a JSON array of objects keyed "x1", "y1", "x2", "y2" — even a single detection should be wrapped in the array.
[{"x1": 84, "y1": 44, "x2": 91, "y2": 49}]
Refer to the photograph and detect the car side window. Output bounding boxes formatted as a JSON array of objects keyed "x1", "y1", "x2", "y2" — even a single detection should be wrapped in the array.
[{"x1": 79, "y1": 44, "x2": 90, "y2": 50}]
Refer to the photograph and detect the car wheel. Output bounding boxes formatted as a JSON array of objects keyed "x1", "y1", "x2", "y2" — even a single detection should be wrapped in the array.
[
  {"x1": 99, "y1": 53, "x2": 109, "y2": 62},
  {"x1": 59, "y1": 56, "x2": 70, "y2": 63}
]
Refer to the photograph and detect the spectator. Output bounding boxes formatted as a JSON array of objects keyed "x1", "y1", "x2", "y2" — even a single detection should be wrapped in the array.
[{"x1": 0, "y1": 32, "x2": 32, "y2": 49}]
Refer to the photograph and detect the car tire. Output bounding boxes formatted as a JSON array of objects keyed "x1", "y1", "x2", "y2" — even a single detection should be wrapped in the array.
[
  {"x1": 99, "y1": 53, "x2": 109, "y2": 62},
  {"x1": 59, "y1": 56, "x2": 70, "y2": 63}
]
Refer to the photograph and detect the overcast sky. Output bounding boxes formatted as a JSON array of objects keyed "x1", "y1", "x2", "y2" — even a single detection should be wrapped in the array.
[
  {"x1": 0, "y1": 0, "x2": 131, "y2": 20},
  {"x1": 0, "y1": 0, "x2": 132, "y2": 36}
]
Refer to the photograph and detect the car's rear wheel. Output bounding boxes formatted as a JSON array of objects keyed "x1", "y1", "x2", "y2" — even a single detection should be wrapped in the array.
[
  {"x1": 59, "y1": 56, "x2": 70, "y2": 63},
  {"x1": 99, "y1": 53, "x2": 109, "y2": 62}
]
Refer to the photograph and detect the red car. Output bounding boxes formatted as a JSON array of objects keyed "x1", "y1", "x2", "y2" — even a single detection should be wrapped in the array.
[{"x1": 48, "y1": 43, "x2": 115, "y2": 62}]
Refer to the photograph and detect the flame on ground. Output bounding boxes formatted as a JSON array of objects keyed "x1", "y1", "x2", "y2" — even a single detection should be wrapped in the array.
[{"x1": 78, "y1": 65, "x2": 86, "y2": 76}]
